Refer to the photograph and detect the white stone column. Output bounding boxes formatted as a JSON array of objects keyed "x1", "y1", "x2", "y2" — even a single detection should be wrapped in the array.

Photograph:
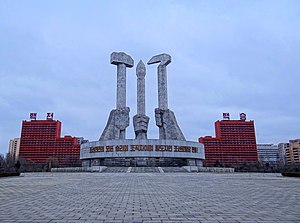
[
  {"x1": 158, "y1": 64, "x2": 168, "y2": 110},
  {"x1": 116, "y1": 63, "x2": 126, "y2": 109},
  {"x1": 147, "y1": 53, "x2": 171, "y2": 110},
  {"x1": 137, "y1": 60, "x2": 146, "y2": 114},
  {"x1": 133, "y1": 60, "x2": 149, "y2": 140}
]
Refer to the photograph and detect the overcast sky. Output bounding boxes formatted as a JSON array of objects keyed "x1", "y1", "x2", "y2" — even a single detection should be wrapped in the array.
[{"x1": 0, "y1": 0, "x2": 299, "y2": 155}]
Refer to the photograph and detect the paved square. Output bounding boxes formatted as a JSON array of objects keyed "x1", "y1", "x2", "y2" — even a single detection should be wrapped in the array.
[{"x1": 0, "y1": 172, "x2": 299, "y2": 223}]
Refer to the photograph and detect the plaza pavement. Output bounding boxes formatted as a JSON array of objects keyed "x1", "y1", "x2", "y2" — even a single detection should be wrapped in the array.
[{"x1": 0, "y1": 172, "x2": 299, "y2": 223}]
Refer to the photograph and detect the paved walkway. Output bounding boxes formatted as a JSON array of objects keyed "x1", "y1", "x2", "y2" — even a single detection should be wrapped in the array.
[{"x1": 0, "y1": 173, "x2": 299, "y2": 223}]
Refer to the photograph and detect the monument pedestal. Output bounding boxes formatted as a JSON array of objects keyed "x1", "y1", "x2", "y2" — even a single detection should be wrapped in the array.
[{"x1": 81, "y1": 139, "x2": 205, "y2": 167}]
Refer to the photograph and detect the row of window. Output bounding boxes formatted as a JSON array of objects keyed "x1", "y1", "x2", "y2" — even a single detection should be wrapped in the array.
[
  {"x1": 205, "y1": 142, "x2": 256, "y2": 145},
  {"x1": 22, "y1": 143, "x2": 77, "y2": 146},
  {"x1": 21, "y1": 153, "x2": 79, "y2": 156}
]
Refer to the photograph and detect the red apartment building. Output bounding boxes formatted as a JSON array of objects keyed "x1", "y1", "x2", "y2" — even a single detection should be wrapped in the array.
[
  {"x1": 19, "y1": 113, "x2": 81, "y2": 167},
  {"x1": 199, "y1": 113, "x2": 258, "y2": 167}
]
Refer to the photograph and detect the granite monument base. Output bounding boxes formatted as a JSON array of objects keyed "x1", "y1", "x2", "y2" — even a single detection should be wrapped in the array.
[{"x1": 81, "y1": 139, "x2": 204, "y2": 167}]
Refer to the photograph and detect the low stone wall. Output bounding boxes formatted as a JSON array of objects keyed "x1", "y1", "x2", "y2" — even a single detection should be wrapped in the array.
[
  {"x1": 91, "y1": 166, "x2": 107, "y2": 172},
  {"x1": 183, "y1": 166, "x2": 234, "y2": 173},
  {"x1": 0, "y1": 172, "x2": 20, "y2": 177},
  {"x1": 281, "y1": 172, "x2": 300, "y2": 177},
  {"x1": 198, "y1": 167, "x2": 235, "y2": 173},
  {"x1": 50, "y1": 166, "x2": 235, "y2": 173},
  {"x1": 51, "y1": 167, "x2": 92, "y2": 172}
]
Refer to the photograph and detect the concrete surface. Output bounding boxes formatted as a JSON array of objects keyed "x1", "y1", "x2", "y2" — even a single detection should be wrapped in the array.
[{"x1": 0, "y1": 172, "x2": 299, "y2": 223}]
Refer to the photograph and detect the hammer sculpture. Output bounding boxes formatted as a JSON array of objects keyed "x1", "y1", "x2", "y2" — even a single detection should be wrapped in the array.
[{"x1": 100, "y1": 52, "x2": 134, "y2": 140}]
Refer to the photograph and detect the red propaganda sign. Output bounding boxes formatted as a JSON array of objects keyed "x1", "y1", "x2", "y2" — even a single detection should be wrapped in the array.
[
  {"x1": 46, "y1": 112, "x2": 54, "y2": 120},
  {"x1": 240, "y1": 113, "x2": 246, "y2": 121},
  {"x1": 30, "y1": 113, "x2": 37, "y2": 120},
  {"x1": 223, "y1": 113, "x2": 230, "y2": 120}
]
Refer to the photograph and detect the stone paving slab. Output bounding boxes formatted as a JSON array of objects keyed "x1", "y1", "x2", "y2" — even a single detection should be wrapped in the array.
[{"x1": 0, "y1": 173, "x2": 299, "y2": 222}]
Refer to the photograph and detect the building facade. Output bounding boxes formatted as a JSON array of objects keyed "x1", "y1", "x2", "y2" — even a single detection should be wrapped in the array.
[
  {"x1": 19, "y1": 115, "x2": 81, "y2": 167},
  {"x1": 286, "y1": 139, "x2": 300, "y2": 165},
  {"x1": 8, "y1": 138, "x2": 20, "y2": 160},
  {"x1": 257, "y1": 144, "x2": 279, "y2": 165},
  {"x1": 278, "y1": 143, "x2": 289, "y2": 166},
  {"x1": 199, "y1": 113, "x2": 258, "y2": 167}
]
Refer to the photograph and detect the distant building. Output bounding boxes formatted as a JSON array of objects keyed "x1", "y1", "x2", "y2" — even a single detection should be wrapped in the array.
[
  {"x1": 77, "y1": 137, "x2": 88, "y2": 145},
  {"x1": 286, "y1": 139, "x2": 300, "y2": 165},
  {"x1": 8, "y1": 138, "x2": 20, "y2": 160},
  {"x1": 278, "y1": 143, "x2": 289, "y2": 166},
  {"x1": 257, "y1": 144, "x2": 278, "y2": 165},
  {"x1": 19, "y1": 113, "x2": 81, "y2": 167},
  {"x1": 199, "y1": 113, "x2": 258, "y2": 167}
]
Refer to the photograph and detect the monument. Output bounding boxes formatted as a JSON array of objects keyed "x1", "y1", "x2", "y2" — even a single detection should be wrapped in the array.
[
  {"x1": 133, "y1": 60, "x2": 150, "y2": 140},
  {"x1": 148, "y1": 54, "x2": 185, "y2": 140},
  {"x1": 99, "y1": 52, "x2": 133, "y2": 140},
  {"x1": 81, "y1": 52, "x2": 204, "y2": 167}
]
